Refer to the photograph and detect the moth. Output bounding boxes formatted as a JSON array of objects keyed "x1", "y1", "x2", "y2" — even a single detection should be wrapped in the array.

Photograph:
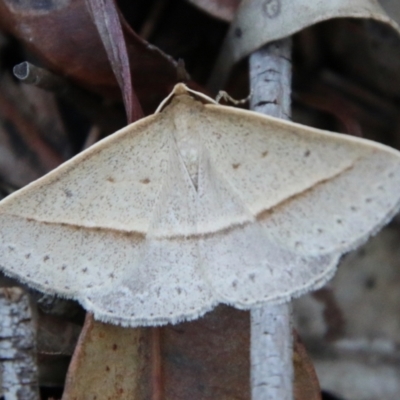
[{"x1": 0, "y1": 83, "x2": 399, "y2": 326}]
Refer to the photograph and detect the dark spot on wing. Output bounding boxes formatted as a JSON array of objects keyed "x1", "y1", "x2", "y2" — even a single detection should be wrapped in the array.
[
  {"x1": 140, "y1": 178, "x2": 150, "y2": 184},
  {"x1": 261, "y1": 151, "x2": 268, "y2": 158},
  {"x1": 232, "y1": 163, "x2": 240, "y2": 169}
]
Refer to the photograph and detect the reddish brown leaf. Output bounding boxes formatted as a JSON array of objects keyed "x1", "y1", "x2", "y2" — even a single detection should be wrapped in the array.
[
  {"x1": 85, "y1": 0, "x2": 143, "y2": 123},
  {"x1": 163, "y1": 305, "x2": 250, "y2": 400},
  {"x1": 0, "y1": 0, "x2": 184, "y2": 114}
]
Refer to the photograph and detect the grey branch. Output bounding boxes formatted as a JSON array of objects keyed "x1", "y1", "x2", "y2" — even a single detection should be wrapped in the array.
[
  {"x1": 249, "y1": 38, "x2": 294, "y2": 400},
  {"x1": 0, "y1": 287, "x2": 39, "y2": 400}
]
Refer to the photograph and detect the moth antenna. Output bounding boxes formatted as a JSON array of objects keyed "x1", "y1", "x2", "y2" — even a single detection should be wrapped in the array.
[{"x1": 215, "y1": 90, "x2": 252, "y2": 105}]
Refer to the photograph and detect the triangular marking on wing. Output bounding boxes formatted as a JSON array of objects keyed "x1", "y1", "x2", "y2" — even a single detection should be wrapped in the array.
[
  {"x1": 147, "y1": 131, "x2": 198, "y2": 238},
  {"x1": 169, "y1": 103, "x2": 202, "y2": 190}
]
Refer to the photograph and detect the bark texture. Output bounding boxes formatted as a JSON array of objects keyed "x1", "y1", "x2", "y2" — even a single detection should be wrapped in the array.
[
  {"x1": 249, "y1": 38, "x2": 294, "y2": 400},
  {"x1": 0, "y1": 287, "x2": 39, "y2": 400}
]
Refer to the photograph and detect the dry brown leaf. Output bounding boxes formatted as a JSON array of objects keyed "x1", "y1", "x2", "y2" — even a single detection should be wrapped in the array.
[
  {"x1": 61, "y1": 314, "x2": 151, "y2": 400},
  {"x1": 62, "y1": 306, "x2": 320, "y2": 399}
]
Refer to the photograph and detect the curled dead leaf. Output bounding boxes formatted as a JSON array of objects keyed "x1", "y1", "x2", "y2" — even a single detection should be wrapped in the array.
[
  {"x1": 209, "y1": 0, "x2": 400, "y2": 91},
  {"x1": 186, "y1": 0, "x2": 241, "y2": 21}
]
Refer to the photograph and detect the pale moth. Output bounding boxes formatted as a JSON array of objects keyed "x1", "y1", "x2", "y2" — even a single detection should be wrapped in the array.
[{"x1": 0, "y1": 83, "x2": 399, "y2": 327}]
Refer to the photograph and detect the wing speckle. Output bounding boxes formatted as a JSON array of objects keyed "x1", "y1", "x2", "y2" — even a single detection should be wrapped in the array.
[
  {"x1": 232, "y1": 163, "x2": 241, "y2": 169},
  {"x1": 140, "y1": 178, "x2": 150, "y2": 184}
]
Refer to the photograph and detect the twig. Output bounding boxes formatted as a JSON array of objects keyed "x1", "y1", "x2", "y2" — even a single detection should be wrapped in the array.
[
  {"x1": 13, "y1": 62, "x2": 70, "y2": 93},
  {"x1": 249, "y1": 38, "x2": 294, "y2": 400},
  {"x1": 0, "y1": 287, "x2": 39, "y2": 400}
]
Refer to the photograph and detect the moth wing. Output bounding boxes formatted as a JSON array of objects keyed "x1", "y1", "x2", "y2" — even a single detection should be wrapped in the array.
[
  {"x1": 200, "y1": 104, "x2": 400, "y2": 256},
  {"x1": 0, "y1": 117, "x2": 216, "y2": 326},
  {"x1": 85, "y1": 238, "x2": 215, "y2": 326},
  {"x1": 200, "y1": 222, "x2": 340, "y2": 306},
  {"x1": 0, "y1": 112, "x2": 172, "y2": 234},
  {"x1": 195, "y1": 134, "x2": 339, "y2": 305}
]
